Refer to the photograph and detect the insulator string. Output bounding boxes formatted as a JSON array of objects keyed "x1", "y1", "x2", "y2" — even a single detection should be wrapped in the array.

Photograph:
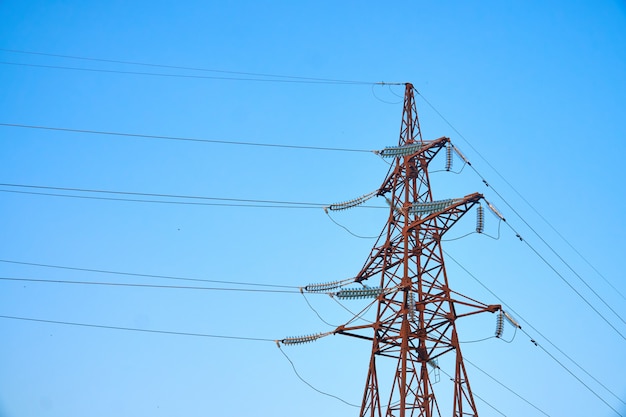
[
  {"x1": 325, "y1": 190, "x2": 378, "y2": 211},
  {"x1": 476, "y1": 205, "x2": 485, "y2": 234},
  {"x1": 495, "y1": 310, "x2": 505, "y2": 338}
]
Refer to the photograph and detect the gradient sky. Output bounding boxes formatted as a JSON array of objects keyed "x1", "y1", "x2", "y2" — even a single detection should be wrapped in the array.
[{"x1": 1, "y1": 1, "x2": 625, "y2": 416}]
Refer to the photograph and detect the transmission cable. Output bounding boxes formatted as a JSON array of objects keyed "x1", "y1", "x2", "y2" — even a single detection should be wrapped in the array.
[
  {"x1": 0, "y1": 122, "x2": 374, "y2": 153},
  {"x1": 499, "y1": 218, "x2": 626, "y2": 342},
  {"x1": 445, "y1": 251, "x2": 626, "y2": 407},
  {"x1": 0, "y1": 314, "x2": 275, "y2": 342},
  {"x1": 517, "y1": 326, "x2": 623, "y2": 416},
  {"x1": 0, "y1": 61, "x2": 381, "y2": 85},
  {"x1": 276, "y1": 344, "x2": 359, "y2": 408},
  {"x1": 464, "y1": 357, "x2": 551, "y2": 416},
  {"x1": 0, "y1": 184, "x2": 387, "y2": 209},
  {"x1": 465, "y1": 164, "x2": 626, "y2": 328},
  {"x1": 0, "y1": 258, "x2": 299, "y2": 288},
  {"x1": 416, "y1": 88, "x2": 625, "y2": 302},
  {"x1": 0, "y1": 276, "x2": 305, "y2": 293},
  {"x1": 433, "y1": 366, "x2": 506, "y2": 417},
  {"x1": 0, "y1": 48, "x2": 399, "y2": 86}
]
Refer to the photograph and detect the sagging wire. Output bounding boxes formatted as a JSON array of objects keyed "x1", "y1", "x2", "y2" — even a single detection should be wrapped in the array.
[
  {"x1": 371, "y1": 83, "x2": 402, "y2": 105},
  {"x1": 330, "y1": 294, "x2": 376, "y2": 325},
  {"x1": 299, "y1": 289, "x2": 339, "y2": 327},
  {"x1": 324, "y1": 209, "x2": 379, "y2": 239},
  {"x1": 459, "y1": 335, "x2": 496, "y2": 344},
  {"x1": 429, "y1": 141, "x2": 469, "y2": 174},
  {"x1": 275, "y1": 343, "x2": 359, "y2": 408},
  {"x1": 387, "y1": 84, "x2": 404, "y2": 99},
  {"x1": 440, "y1": 204, "x2": 500, "y2": 242}
]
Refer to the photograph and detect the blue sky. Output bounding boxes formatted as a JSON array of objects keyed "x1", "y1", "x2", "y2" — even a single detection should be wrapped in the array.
[{"x1": 1, "y1": 1, "x2": 625, "y2": 416}]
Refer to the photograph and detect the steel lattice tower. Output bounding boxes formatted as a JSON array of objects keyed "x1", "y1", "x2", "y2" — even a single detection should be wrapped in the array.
[{"x1": 336, "y1": 83, "x2": 500, "y2": 417}]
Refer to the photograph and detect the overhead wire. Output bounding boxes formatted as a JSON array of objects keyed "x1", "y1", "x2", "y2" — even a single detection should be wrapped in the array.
[
  {"x1": 0, "y1": 183, "x2": 387, "y2": 209},
  {"x1": 517, "y1": 326, "x2": 623, "y2": 416},
  {"x1": 434, "y1": 366, "x2": 507, "y2": 417},
  {"x1": 0, "y1": 258, "x2": 299, "y2": 288},
  {"x1": 0, "y1": 189, "x2": 328, "y2": 209},
  {"x1": 0, "y1": 122, "x2": 374, "y2": 153},
  {"x1": 276, "y1": 344, "x2": 359, "y2": 408},
  {"x1": 415, "y1": 89, "x2": 625, "y2": 303},
  {"x1": 499, "y1": 217, "x2": 626, "y2": 342},
  {"x1": 0, "y1": 61, "x2": 378, "y2": 85},
  {"x1": 0, "y1": 47, "x2": 400, "y2": 86},
  {"x1": 445, "y1": 251, "x2": 626, "y2": 408},
  {"x1": 0, "y1": 276, "x2": 303, "y2": 293},
  {"x1": 0, "y1": 314, "x2": 275, "y2": 342},
  {"x1": 467, "y1": 165, "x2": 626, "y2": 329},
  {"x1": 3, "y1": 50, "x2": 622, "y2": 410},
  {"x1": 464, "y1": 357, "x2": 551, "y2": 416}
]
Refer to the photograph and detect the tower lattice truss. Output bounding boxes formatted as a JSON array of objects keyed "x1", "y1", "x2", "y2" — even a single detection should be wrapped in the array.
[{"x1": 333, "y1": 84, "x2": 500, "y2": 417}]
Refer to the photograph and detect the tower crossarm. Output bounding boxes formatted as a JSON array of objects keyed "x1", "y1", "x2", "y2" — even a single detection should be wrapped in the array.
[
  {"x1": 407, "y1": 192, "x2": 483, "y2": 233},
  {"x1": 377, "y1": 137, "x2": 450, "y2": 195}
]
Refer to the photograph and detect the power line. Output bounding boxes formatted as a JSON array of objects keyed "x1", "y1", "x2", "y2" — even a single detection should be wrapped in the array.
[
  {"x1": 277, "y1": 344, "x2": 359, "y2": 408},
  {"x1": 0, "y1": 184, "x2": 387, "y2": 209},
  {"x1": 444, "y1": 251, "x2": 626, "y2": 409},
  {"x1": 0, "y1": 183, "x2": 326, "y2": 206},
  {"x1": 0, "y1": 61, "x2": 378, "y2": 85},
  {"x1": 0, "y1": 314, "x2": 275, "y2": 342},
  {"x1": 464, "y1": 357, "x2": 551, "y2": 416},
  {"x1": 0, "y1": 48, "x2": 390, "y2": 86},
  {"x1": 0, "y1": 276, "x2": 303, "y2": 293},
  {"x1": 517, "y1": 326, "x2": 623, "y2": 416},
  {"x1": 0, "y1": 122, "x2": 374, "y2": 153},
  {"x1": 0, "y1": 258, "x2": 299, "y2": 288},
  {"x1": 416, "y1": 89, "x2": 625, "y2": 302},
  {"x1": 435, "y1": 366, "x2": 507, "y2": 417},
  {"x1": 0, "y1": 189, "x2": 328, "y2": 208},
  {"x1": 499, "y1": 218, "x2": 626, "y2": 342}
]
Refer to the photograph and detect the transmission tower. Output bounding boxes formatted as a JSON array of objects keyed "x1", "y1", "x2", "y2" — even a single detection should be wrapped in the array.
[{"x1": 334, "y1": 83, "x2": 501, "y2": 417}]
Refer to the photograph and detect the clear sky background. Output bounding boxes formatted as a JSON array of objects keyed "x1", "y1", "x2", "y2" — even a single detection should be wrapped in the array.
[{"x1": 1, "y1": 1, "x2": 625, "y2": 416}]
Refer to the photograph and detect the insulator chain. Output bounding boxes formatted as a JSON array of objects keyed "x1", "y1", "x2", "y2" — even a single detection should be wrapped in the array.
[
  {"x1": 452, "y1": 145, "x2": 471, "y2": 166},
  {"x1": 280, "y1": 332, "x2": 332, "y2": 346},
  {"x1": 495, "y1": 310, "x2": 505, "y2": 338},
  {"x1": 408, "y1": 291, "x2": 416, "y2": 322},
  {"x1": 476, "y1": 205, "x2": 485, "y2": 234},
  {"x1": 303, "y1": 278, "x2": 355, "y2": 293},
  {"x1": 445, "y1": 142, "x2": 453, "y2": 171},
  {"x1": 336, "y1": 287, "x2": 384, "y2": 300},
  {"x1": 409, "y1": 198, "x2": 462, "y2": 216},
  {"x1": 375, "y1": 142, "x2": 424, "y2": 158},
  {"x1": 325, "y1": 190, "x2": 378, "y2": 212},
  {"x1": 485, "y1": 200, "x2": 506, "y2": 222}
]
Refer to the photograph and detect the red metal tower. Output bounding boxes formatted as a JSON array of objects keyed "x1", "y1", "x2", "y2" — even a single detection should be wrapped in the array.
[{"x1": 335, "y1": 83, "x2": 500, "y2": 417}]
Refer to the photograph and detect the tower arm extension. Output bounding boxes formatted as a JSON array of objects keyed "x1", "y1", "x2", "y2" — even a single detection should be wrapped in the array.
[
  {"x1": 406, "y1": 192, "x2": 484, "y2": 232},
  {"x1": 376, "y1": 137, "x2": 451, "y2": 195}
]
